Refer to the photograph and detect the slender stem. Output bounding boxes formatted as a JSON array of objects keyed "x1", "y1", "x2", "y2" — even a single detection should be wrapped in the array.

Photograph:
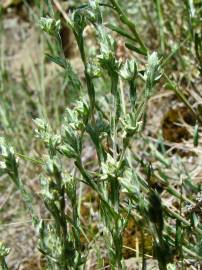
[
  {"x1": 162, "y1": 35, "x2": 190, "y2": 67},
  {"x1": 60, "y1": 186, "x2": 69, "y2": 270},
  {"x1": 16, "y1": 153, "x2": 44, "y2": 165},
  {"x1": 52, "y1": 0, "x2": 71, "y2": 26},
  {"x1": 1, "y1": 259, "x2": 8, "y2": 270},
  {"x1": 54, "y1": 0, "x2": 96, "y2": 125},
  {"x1": 164, "y1": 205, "x2": 202, "y2": 235},
  {"x1": 154, "y1": 0, "x2": 165, "y2": 53},
  {"x1": 108, "y1": 0, "x2": 147, "y2": 51},
  {"x1": 110, "y1": 74, "x2": 119, "y2": 160},
  {"x1": 120, "y1": 79, "x2": 126, "y2": 115},
  {"x1": 135, "y1": 172, "x2": 202, "y2": 234}
]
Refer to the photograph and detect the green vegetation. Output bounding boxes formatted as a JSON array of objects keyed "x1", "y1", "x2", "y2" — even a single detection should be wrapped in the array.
[{"x1": 0, "y1": 0, "x2": 202, "y2": 269}]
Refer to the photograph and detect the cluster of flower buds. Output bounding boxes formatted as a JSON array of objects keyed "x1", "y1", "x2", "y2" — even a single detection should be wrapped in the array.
[
  {"x1": 119, "y1": 59, "x2": 137, "y2": 81},
  {"x1": 144, "y1": 52, "x2": 162, "y2": 98},
  {"x1": 121, "y1": 112, "x2": 143, "y2": 139},
  {"x1": 0, "y1": 241, "x2": 10, "y2": 258},
  {"x1": 39, "y1": 17, "x2": 61, "y2": 35},
  {"x1": 0, "y1": 241, "x2": 10, "y2": 269},
  {"x1": 0, "y1": 137, "x2": 19, "y2": 184},
  {"x1": 101, "y1": 153, "x2": 125, "y2": 180}
]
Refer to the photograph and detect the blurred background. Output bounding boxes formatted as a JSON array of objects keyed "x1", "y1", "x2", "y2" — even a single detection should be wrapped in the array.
[{"x1": 0, "y1": 0, "x2": 201, "y2": 269}]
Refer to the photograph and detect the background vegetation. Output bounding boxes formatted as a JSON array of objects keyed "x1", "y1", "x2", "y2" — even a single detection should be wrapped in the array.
[{"x1": 0, "y1": 0, "x2": 202, "y2": 269}]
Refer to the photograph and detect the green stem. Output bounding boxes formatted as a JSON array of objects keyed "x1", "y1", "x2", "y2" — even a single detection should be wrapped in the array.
[
  {"x1": 16, "y1": 153, "x2": 44, "y2": 165},
  {"x1": 75, "y1": 159, "x2": 98, "y2": 192},
  {"x1": 135, "y1": 172, "x2": 202, "y2": 234},
  {"x1": 0, "y1": 259, "x2": 8, "y2": 270},
  {"x1": 108, "y1": 0, "x2": 147, "y2": 52},
  {"x1": 74, "y1": 31, "x2": 96, "y2": 125},
  {"x1": 129, "y1": 207, "x2": 202, "y2": 260},
  {"x1": 110, "y1": 74, "x2": 119, "y2": 160},
  {"x1": 164, "y1": 205, "x2": 202, "y2": 235},
  {"x1": 154, "y1": 0, "x2": 165, "y2": 53},
  {"x1": 60, "y1": 186, "x2": 69, "y2": 270},
  {"x1": 162, "y1": 35, "x2": 190, "y2": 67}
]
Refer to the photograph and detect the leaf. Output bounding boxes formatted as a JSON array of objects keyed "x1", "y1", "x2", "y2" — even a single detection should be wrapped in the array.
[
  {"x1": 125, "y1": 42, "x2": 147, "y2": 56},
  {"x1": 44, "y1": 0, "x2": 54, "y2": 17},
  {"x1": 175, "y1": 220, "x2": 182, "y2": 250},
  {"x1": 46, "y1": 54, "x2": 66, "y2": 69},
  {"x1": 164, "y1": 82, "x2": 176, "y2": 91},
  {"x1": 148, "y1": 190, "x2": 164, "y2": 233},
  {"x1": 194, "y1": 121, "x2": 199, "y2": 147},
  {"x1": 46, "y1": 54, "x2": 81, "y2": 93},
  {"x1": 107, "y1": 23, "x2": 136, "y2": 41}
]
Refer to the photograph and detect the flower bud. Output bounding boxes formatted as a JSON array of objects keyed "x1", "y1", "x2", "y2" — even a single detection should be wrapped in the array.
[
  {"x1": 39, "y1": 17, "x2": 61, "y2": 35},
  {"x1": 119, "y1": 59, "x2": 137, "y2": 81}
]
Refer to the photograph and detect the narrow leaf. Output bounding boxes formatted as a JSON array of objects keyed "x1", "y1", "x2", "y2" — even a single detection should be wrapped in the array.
[{"x1": 125, "y1": 42, "x2": 147, "y2": 56}]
